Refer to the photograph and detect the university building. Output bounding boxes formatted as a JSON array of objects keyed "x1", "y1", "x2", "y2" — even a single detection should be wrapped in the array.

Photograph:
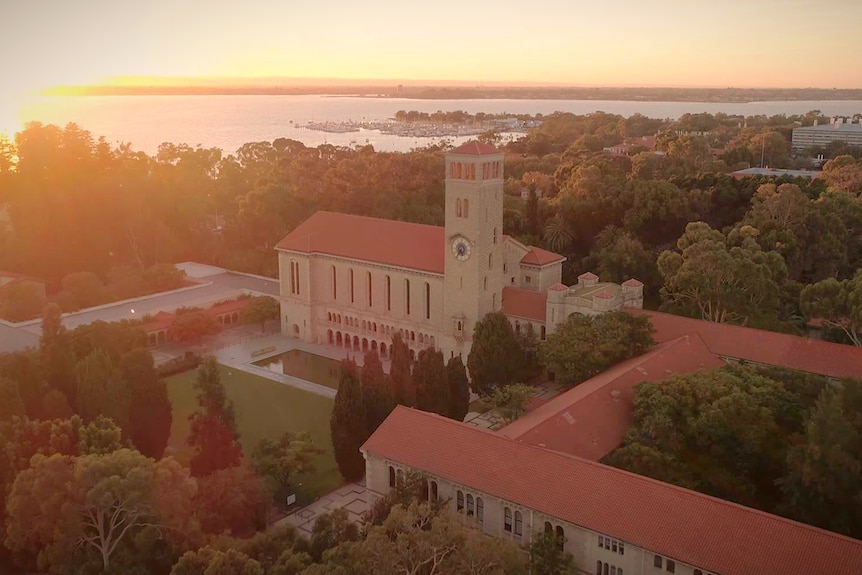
[{"x1": 275, "y1": 141, "x2": 642, "y2": 361}]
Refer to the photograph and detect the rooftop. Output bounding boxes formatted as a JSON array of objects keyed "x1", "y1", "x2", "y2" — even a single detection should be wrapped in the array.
[
  {"x1": 521, "y1": 245, "x2": 566, "y2": 267},
  {"x1": 501, "y1": 287, "x2": 547, "y2": 322},
  {"x1": 448, "y1": 140, "x2": 501, "y2": 156},
  {"x1": 499, "y1": 334, "x2": 725, "y2": 460},
  {"x1": 363, "y1": 406, "x2": 862, "y2": 575},
  {"x1": 731, "y1": 167, "x2": 820, "y2": 179},
  {"x1": 626, "y1": 308, "x2": 862, "y2": 380}
]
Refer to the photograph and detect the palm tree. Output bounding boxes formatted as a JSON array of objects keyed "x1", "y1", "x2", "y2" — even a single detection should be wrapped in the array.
[{"x1": 543, "y1": 216, "x2": 573, "y2": 254}]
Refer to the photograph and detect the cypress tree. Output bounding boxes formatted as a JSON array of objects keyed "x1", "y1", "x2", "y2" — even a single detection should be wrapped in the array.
[
  {"x1": 122, "y1": 348, "x2": 172, "y2": 459},
  {"x1": 389, "y1": 333, "x2": 415, "y2": 407},
  {"x1": 361, "y1": 350, "x2": 396, "y2": 433},
  {"x1": 467, "y1": 312, "x2": 524, "y2": 396},
  {"x1": 330, "y1": 358, "x2": 369, "y2": 481},
  {"x1": 447, "y1": 355, "x2": 471, "y2": 422},
  {"x1": 414, "y1": 348, "x2": 448, "y2": 416}
]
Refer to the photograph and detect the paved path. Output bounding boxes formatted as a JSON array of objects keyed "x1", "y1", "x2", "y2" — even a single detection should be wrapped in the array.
[{"x1": 277, "y1": 479, "x2": 380, "y2": 535}]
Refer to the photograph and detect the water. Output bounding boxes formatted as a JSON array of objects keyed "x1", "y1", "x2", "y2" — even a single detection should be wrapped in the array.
[
  {"x1": 11, "y1": 94, "x2": 862, "y2": 155},
  {"x1": 254, "y1": 349, "x2": 342, "y2": 390}
]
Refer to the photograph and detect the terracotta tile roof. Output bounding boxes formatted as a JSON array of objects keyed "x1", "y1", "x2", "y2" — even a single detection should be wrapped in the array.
[
  {"x1": 626, "y1": 308, "x2": 862, "y2": 379},
  {"x1": 142, "y1": 311, "x2": 174, "y2": 332},
  {"x1": 548, "y1": 283, "x2": 568, "y2": 292},
  {"x1": 276, "y1": 211, "x2": 445, "y2": 274},
  {"x1": 501, "y1": 287, "x2": 547, "y2": 322},
  {"x1": 207, "y1": 299, "x2": 250, "y2": 316},
  {"x1": 448, "y1": 140, "x2": 500, "y2": 155},
  {"x1": 595, "y1": 289, "x2": 615, "y2": 300},
  {"x1": 362, "y1": 406, "x2": 862, "y2": 575},
  {"x1": 621, "y1": 278, "x2": 643, "y2": 287},
  {"x1": 499, "y1": 334, "x2": 725, "y2": 460},
  {"x1": 520, "y1": 246, "x2": 565, "y2": 266},
  {"x1": 578, "y1": 272, "x2": 598, "y2": 280}
]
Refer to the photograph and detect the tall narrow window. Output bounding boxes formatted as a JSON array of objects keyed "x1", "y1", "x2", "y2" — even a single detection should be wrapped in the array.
[
  {"x1": 349, "y1": 269, "x2": 354, "y2": 303},
  {"x1": 456, "y1": 198, "x2": 462, "y2": 217},
  {"x1": 541, "y1": 325, "x2": 546, "y2": 340},
  {"x1": 430, "y1": 481, "x2": 438, "y2": 502},
  {"x1": 556, "y1": 526, "x2": 565, "y2": 551},
  {"x1": 457, "y1": 490, "x2": 464, "y2": 511},
  {"x1": 504, "y1": 508, "x2": 512, "y2": 532},
  {"x1": 666, "y1": 561, "x2": 675, "y2": 574},
  {"x1": 596, "y1": 561, "x2": 602, "y2": 575},
  {"x1": 405, "y1": 279, "x2": 411, "y2": 315},
  {"x1": 289, "y1": 261, "x2": 300, "y2": 295},
  {"x1": 466, "y1": 494, "x2": 474, "y2": 516},
  {"x1": 425, "y1": 282, "x2": 431, "y2": 320},
  {"x1": 463, "y1": 199, "x2": 469, "y2": 218},
  {"x1": 483, "y1": 277, "x2": 488, "y2": 291},
  {"x1": 386, "y1": 275, "x2": 391, "y2": 311},
  {"x1": 367, "y1": 272, "x2": 372, "y2": 307},
  {"x1": 514, "y1": 511, "x2": 523, "y2": 537},
  {"x1": 488, "y1": 253, "x2": 492, "y2": 269},
  {"x1": 331, "y1": 265, "x2": 337, "y2": 300},
  {"x1": 493, "y1": 227, "x2": 497, "y2": 244},
  {"x1": 476, "y1": 497, "x2": 484, "y2": 523},
  {"x1": 388, "y1": 466, "x2": 395, "y2": 488}
]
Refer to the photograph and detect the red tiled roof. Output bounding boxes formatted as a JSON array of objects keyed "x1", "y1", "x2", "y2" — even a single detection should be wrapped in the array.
[
  {"x1": 621, "y1": 278, "x2": 643, "y2": 287},
  {"x1": 594, "y1": 289, "x2": 615, "y2": 300},
  {"x1": 449, "y1": 140, "x2": 500, "y2": 156},
  {"x1": 578, "y1": 271, "x2": 598, "y2": 280},
  {"x1": 520, "y1": 246, "x2": 565, "y2": 266},
  {"x1": 276, "y1": 211, "x2": 445, "y2": 274},
  {"x1": 142, "y1": 311, "x2": 174, "y2": 332},
  {"x1": 548, "y1": 283, "x2": 568, "y2": 292},
  {"x1": 626, "y1": 309, "x2": 862, "y2": 380},
  {"x1": 362, "y1": 407, "x2": 862, "y2": 575},
  {"x1": 501, "y1": 287, "x2": 547, "y2": 322},
  {"x1": 499, "y1": 335, "x2": 725, "y2": 460},
  {"x1": 208, "y1": 299, "x2": 250, "y2": 316}
]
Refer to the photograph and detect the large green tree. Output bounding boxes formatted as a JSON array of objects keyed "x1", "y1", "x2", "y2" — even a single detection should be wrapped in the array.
[
  {"x1": 251, "y1": 431, "x2": 324, "y2": 500},
  {"x1": 413, "y1": 347, "x2": 449, "y2": 417},
  {"x1": 244, "y1": 296, "x2": 280, "y2": 332},
  {"x1": 122, "y1": 348, "x2": 173, "y2": 458},
  {"x1": 446, "y1": 355, "x2": 471, "y2": 422},
  {"x1": 467, "y1": 312, "x2": 524, "y2": 396},
  {"x1": 389, "y1": 333, "x2": 415, "y2": 407},
  {"x1": 658, "y1": 222, "x2": 789, "y2": 328},
  {"x1": 188, "y1": 357, "x2": 242, "y2": 477},
  {"x1": 539, "y1": 311, "x2": 654, "y2": 387},
  {"x1": 171, "y1": 547, "x2": 264, "y2": 575},
  {"x1": 194, "y1": 466, "x2": 271, "y2": 536},
  {"x1": 360, "y1": 349, "x2": 396, "y2": 433},
  {"x1": 172, "y1": 310, "x2": 221, "y2": 344},
  {"x1": 329, "y1": 359, "x2": 368, "y2": 481},
  {"x1": 800, "y1": 269, "x2": 862, "y2": 347},
  {"x1": 40, "y1": 303, "x2": 77, "y2": 406},
  {"x1": 75, "y1": 348, "x2": 131, "y2": 434}
]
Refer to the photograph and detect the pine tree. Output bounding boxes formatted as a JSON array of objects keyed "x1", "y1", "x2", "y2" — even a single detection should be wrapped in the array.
[
  {"x1": 188, "y1": 356, "x2": 242, "y2": 477},
  {"x1": 330, "y1": 359, "x2": 369, "y2": 481},
  {"x1": 389, "y1": 333, "x2": 415, "y2": 407},
  {"x1": 122, "y1": 348, "x2": 172, "y2": 459},
  {"x1": 414, "y1": 348, "x2": 448, "y2": 416},
  {"x1": 446, "y1": 355, "x2": 471, "y2": 422},
  {"x1": 361, "y1": 350, "x2": 396, "y2": 433}
]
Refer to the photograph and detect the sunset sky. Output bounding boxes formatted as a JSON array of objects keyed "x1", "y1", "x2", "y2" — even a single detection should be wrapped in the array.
[{"x1": 2, "y1": 0, "x2": 862, "y2": 96}]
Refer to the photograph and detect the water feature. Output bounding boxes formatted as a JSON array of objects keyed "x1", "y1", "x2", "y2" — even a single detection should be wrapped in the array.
[{"x1": 253, "y1": 349, "x2": 342, "y2": 390}]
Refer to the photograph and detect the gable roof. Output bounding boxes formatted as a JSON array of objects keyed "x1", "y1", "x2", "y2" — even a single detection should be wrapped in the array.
[
  {"x1": 520, "y1": 245, "x2": 565, "y2": 266},
  {"x1": 448, "y1": 140, "x2": 501, "y2": 156},
  {"x1": 499, "y1": 334, "x2": 725, "y2": 460},
  {"x1": 362, "y1": 406, "x2": 862, "y2": 575},
  {"x1": 626, "y1": 309, "x2": 862, "y2": 380},
  {"x1": 276, "y1": 211, "x2": 445, "y2": 274},
  {"x1": 501, "y1": 287, "x2": 547, "y2": 322}
]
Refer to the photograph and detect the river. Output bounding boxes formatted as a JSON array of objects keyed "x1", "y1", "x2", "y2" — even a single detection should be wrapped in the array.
[{"x1": 8, "y1": 94, "x2": 862, "y2": 154}]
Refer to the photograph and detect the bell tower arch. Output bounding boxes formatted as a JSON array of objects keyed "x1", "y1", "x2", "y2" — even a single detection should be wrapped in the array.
[{"x1": 441, "y1": 141, "x2": 505, "y2": 358}]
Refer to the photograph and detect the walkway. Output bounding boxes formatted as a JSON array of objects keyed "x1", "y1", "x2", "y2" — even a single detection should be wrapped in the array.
[{"x1": 276, "y1": 479, "x2": 380, "y2": 536}]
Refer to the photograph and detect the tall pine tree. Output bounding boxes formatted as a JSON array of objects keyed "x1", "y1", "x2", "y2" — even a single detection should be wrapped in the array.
[
  {"x1": 330, "y1": 358, "x2": 368, "y2": 481},
  {"x1": 389, "y1": 333, "x2": 415, "y2": 407},
  {"x1": 414, "y1": 348, "x2": 449, "y2": 417},
  {"x1": 447, "y1": 355, "x2": 471, "y2": 422},
  {"x1": 361, "y1": 350, "x2": 396, "y2": 433},
  {"x1": 121, "y1": 348, "x2": 172, "y2": 459},
  {"x1": 188, "y1": 356, "x2": 242, "y2": 477}
]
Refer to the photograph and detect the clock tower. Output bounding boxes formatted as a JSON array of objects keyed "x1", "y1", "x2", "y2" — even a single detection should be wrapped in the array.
[{"x1": 442, "y1": 141, "x2": 505, "y2": 359}]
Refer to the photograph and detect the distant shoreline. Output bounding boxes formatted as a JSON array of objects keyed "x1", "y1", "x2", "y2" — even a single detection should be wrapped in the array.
[{"x1": 39, "y1": 85, "x2": 862, "y2": 104}]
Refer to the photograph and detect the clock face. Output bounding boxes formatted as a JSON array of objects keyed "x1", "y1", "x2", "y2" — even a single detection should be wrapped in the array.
[{"x1": 451, "y1": 237, "x2": 471, "y2": 261}]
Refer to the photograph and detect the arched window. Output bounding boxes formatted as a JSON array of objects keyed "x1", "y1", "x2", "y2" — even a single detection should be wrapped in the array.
[
  {"x1": 367, "y1": 271, "x2": 373, "y2": 307},
  {"x1": 290, "y1": 260, "x2": 300, "y2": 295},
  {"x1": 430, "y1": 481, "x2": 438, "y2": 502},
  {"x1": 603, "y1": 563, "x2": 609, "y2": 575},
  {"x1": 596, "y1": 561, "x2": 602, "y2": 575},
  {"x1": 388, "y1": 466, "x2": 396, "y2": 488},
  {"x1": 456, "y1": 198, "x2": 462, "y2": 217},
  {"x1": 425, "y1": 282, "x2": 431, "y2": 320},
  {"x1": 386, "y1": 275, "x2": 392, "y2": 311},
  {"x1": 331, "y1": 265, "x2": 337, "y2": 299},
  {"x1": 555, "y1": 525, "x2": 565, "y2": 551},
  {"x1": 457, "y1": 490, "x2": 464, "y2": 511},
  {"x1": 514, "y1": 511, "x2": 523, "y2": 537},
  {"x1": 515, "y1": 320, "x2": 521, "y2": 335},
  {"x1": 405, "y1": 279, "x2": 411, "y2": 315},
  {"x1": 544, "y1": 521, "x2": 553, "y2": 533},
  {"x1": 476, "y1": 497, "x2": 484, "y2": 523},
  {"x1": 503, "y1": 507, "x2": 512, "y2": 532},
  {"x1": 466, "y1": 494, "x2": 474, "y2": 516},
  {"x1": 611, "y1": 567, "x2": 617, "y2": 575},
  {"x1": 421, "y1": 479, "x2": 429, "y2": 502}
]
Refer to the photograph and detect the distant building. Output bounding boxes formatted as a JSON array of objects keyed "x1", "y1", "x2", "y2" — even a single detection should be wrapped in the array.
[
  {"x1": 730, "y1": 167, "x2": 820, "y2": 180},
  {"x1": 602, "y1": 135, "x2": 658, "y2": 156},
  {"x1": 275, "y1": 142, "x2": 642, "y2": 362},
  {"x1": 791, "y1": 117, "x2": 862, "y2": 151}
]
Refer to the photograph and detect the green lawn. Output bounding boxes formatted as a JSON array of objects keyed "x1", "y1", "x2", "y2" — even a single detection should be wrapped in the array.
[{"x1": 165, "y1": 365, "x2": 342, "y2": 502}]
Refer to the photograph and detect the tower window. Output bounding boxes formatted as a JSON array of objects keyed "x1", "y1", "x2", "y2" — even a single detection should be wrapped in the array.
[
  {"x1": 484, "y1": 277, "x2": 488, "y2": 291},
  {"x1": 493, "y1": 227, "x2": 497, "y2": 244},
  {"x1": 488, "y1": 253, "x2": 492, "y2": 269},
  {"x1": 349, "y1": 268, "x2": 354, "y2": 303},
  {"x1": 289, "y1": 260, "x2": 300, "y2": 295},
  {"x1": 405, "y1": 279, "x2": 411, "y2": 315},
  {"x1": 331, "y1": 265, "x2": 337, "y2": 300},
  {"x1": 386, "y1": 275, "x2": 391, "y2": 311},
  {"x1": 463, "y1": 199, "x2": 469, "y2": 218},
  {"x1": 456, "y1": 198, "x2": 462, "y2": 217},
  {"x1": 425, "y1": 282, "x2": 431, "y2": 320},
  {"x1": 367, "y1": 271, "x2": 373, "y2": 307}
]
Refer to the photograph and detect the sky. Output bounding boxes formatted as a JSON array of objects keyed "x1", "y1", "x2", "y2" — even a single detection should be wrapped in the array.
[{"x1": 2, "y1": 0, "x2": 862, "y2": 97}]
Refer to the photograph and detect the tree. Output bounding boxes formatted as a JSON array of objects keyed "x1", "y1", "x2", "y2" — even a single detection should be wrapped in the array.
[
  {"x1": 779, "y1": 386, "x2": 862, "y2": 538},
  {"x1": 60, "y1": 271, "x2": 105, "y2": 310},
  {"x1": 122, "y1": 348, "x2": 172, "y2": 458},
  {"x1": 800, "y1": 270, "x2": 862, "y2": 347},
  {"x1": 330, "y1": 359, "x2": 369, "y2": 481},
  {"x1": 446, "y1": 356, "x2": 471, "y2": 422},
  {"x1": 5, "y1": 449, "x2": 196, "y2": 573},
  {"x1": 245, "y1": 295, "x2": 280, "y2": 332},
  {"x1": 194, "y1": 356, "x2": 237, "y2": 432},
  {"x1": 171, "y1": 547, "x2": 264, "y2": 575},
  {"x1": 75, "y1": 348, "x2": 131, "y2": 433},
  {"x1": 188, "y1": 356, "x2": 242, "y2": 477},
  {"x1": 526, "y1": 185, "x2": 539, "y2": 238},
  {"x1": 40, "y1": 389, "x2": 73, "y2": 419},
  {"x1": 543, "y1": 215, "x2": 573, "y2": 254},
  {"x1": 172, "y1": 310, "x2": 221, "y2": 344},
  {"x1": 539, "y1": 311, "x2": 654, "y2": 387},
  {"x1": 195, "y1": 466, "x2": 270, "y2": 535},
  {"x1": 0, "y1": 378, "x2": 25, "y2": 421},
  {"x1": 309, "y1": 508, "x2": 360, "y2": 562},
  {"x1": 389, "y1": 332, "x2": 415, "y2": 406},
  {"x1": 252, "y1": 431, "x2": 324, "y2": 500},
  {"x1": 821, "y1": 154, "x2": 862, "y2": 195},
  {"x1": 361, "y1": 349, "x2": 396, "y2": 432},
  {"x1": 657, "y1": 222, "x2": 788, "y2": 328},
  {"x1": 489, "y1": 384, "x2": 534, "y2": 426},
  {"x1": 414, "y1": 347, "x2": 449, "y2": 416},
  {"x1": 587, "y1": 225, "x2": 657, "y2": 287},
  {"x1": 40, "y1": 303, "x2": 77, "y2": 405},
  {"x1": 467, "y1": 312, "x2": 524, "y2": 396},
  {"x1": 0, "y1": 280, "x2": 45, "y2": 322},
  {"x1": 529, "y1": 530, "x2": 575, "y2": 575}
]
